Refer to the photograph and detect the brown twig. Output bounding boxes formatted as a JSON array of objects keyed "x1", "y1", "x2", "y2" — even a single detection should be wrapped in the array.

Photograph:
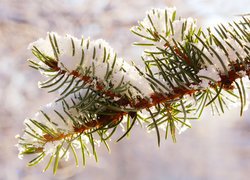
[{"x1": 41, "y1": 60, "x2": 250, "y2": 143}]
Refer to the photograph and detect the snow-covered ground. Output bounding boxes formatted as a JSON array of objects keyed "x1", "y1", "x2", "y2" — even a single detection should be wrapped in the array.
[{"x1": 0, "y1": 0, "x2": 250, "y2": 179}]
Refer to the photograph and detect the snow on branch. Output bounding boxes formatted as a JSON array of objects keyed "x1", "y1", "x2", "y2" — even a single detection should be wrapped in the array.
[{"x1": 17, "y1": 7, "x2": 250, "y2": 174}]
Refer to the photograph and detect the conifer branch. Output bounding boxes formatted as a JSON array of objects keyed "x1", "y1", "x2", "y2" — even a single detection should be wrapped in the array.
[{"x1": 17, "y1": 7, "x2": 250, "y2": 173}]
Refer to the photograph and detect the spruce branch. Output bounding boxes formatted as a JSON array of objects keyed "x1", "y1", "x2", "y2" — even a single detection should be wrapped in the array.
[{"x1": 17, "y1": 7, "x2": 250, "y2": 173}]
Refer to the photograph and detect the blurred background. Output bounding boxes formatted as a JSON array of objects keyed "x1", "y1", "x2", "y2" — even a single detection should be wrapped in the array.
[{"x1": 0, "y1": 0, "x2": 250, "y2": 179}]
